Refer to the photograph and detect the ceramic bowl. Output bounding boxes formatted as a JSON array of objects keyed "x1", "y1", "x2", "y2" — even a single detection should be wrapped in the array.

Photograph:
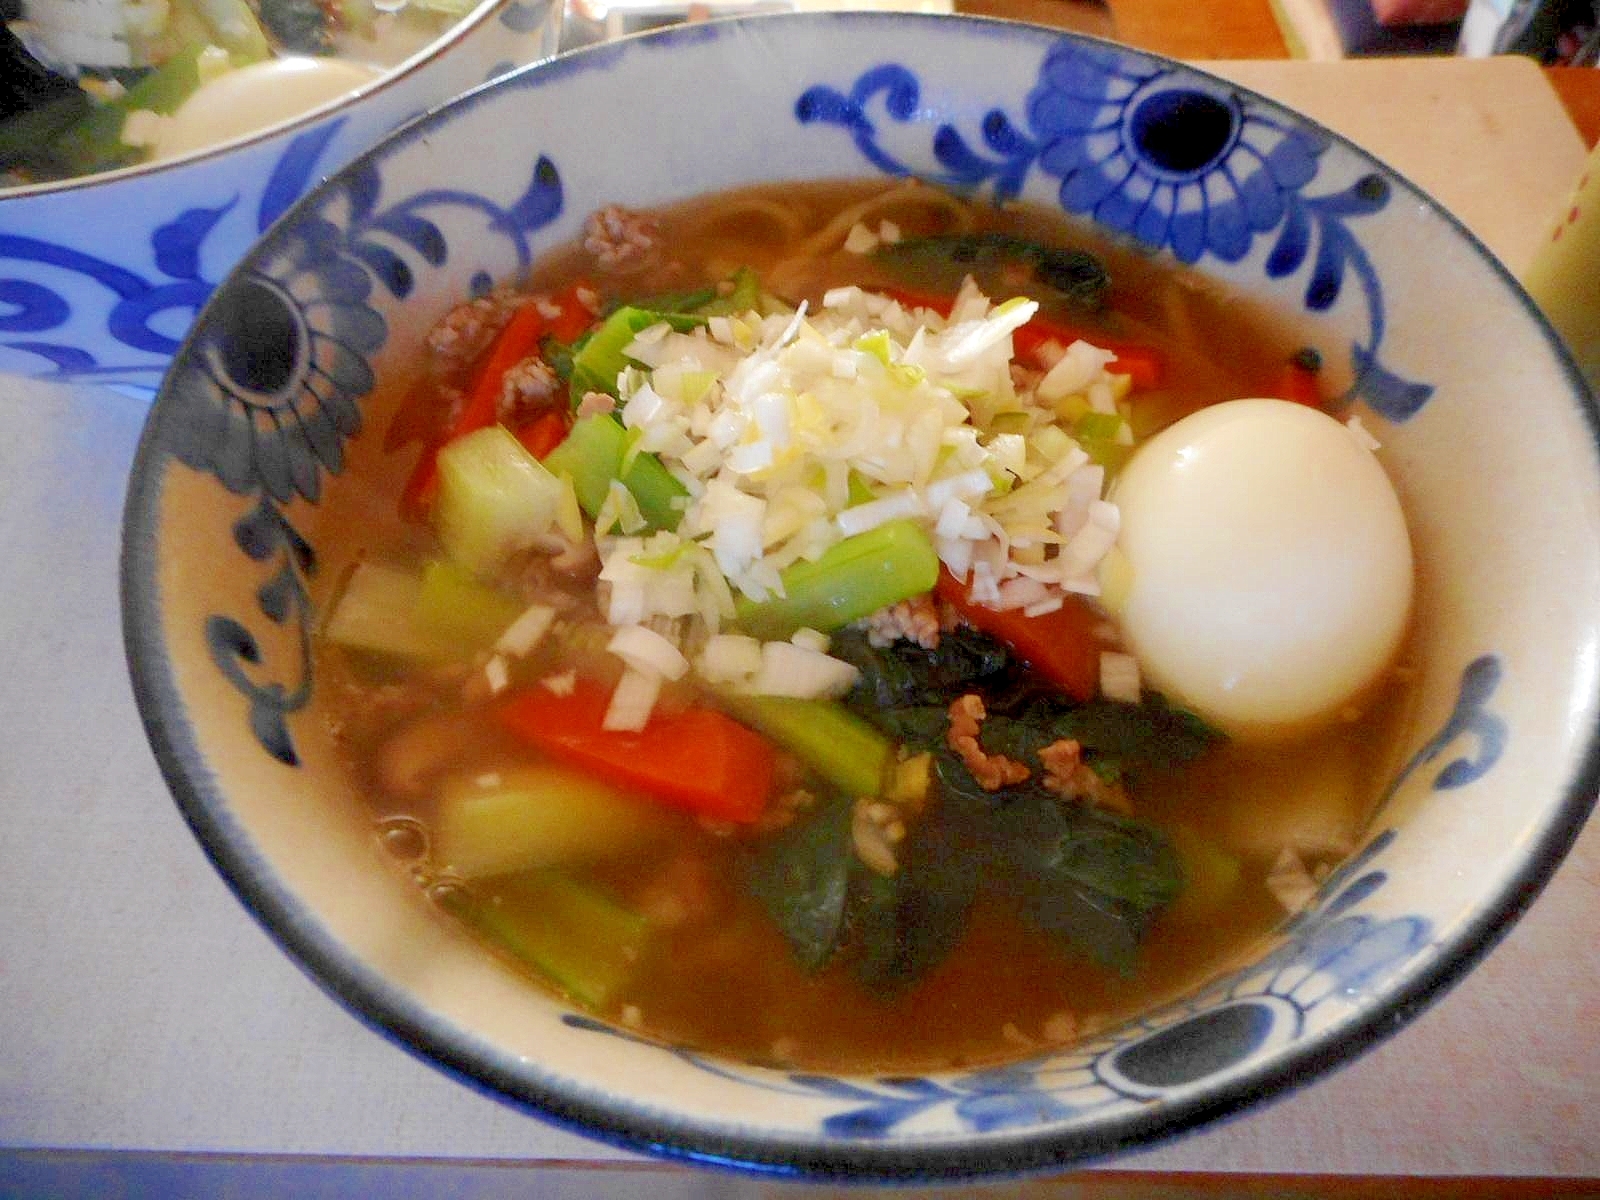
[
  {"x1": 0, "y1": 0, "x2": 561, "y2": 394},
  {"x1": 121, "y1": 14, "x2": 1600, "y2": 1179}
]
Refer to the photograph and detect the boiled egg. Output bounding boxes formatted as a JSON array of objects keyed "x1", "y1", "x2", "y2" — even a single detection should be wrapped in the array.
[
  {"x1": 1108, "y1": 398, "x2": 1413, "y2": 739},
  {"x1": 152, "y1": 57, "x2": 384, "y2": 162}
]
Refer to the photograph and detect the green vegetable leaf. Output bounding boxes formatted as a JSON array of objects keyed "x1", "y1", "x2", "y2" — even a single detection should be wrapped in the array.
[
  {"x1": 932, "y1": 754, "x2": 1183, "y2": 971},
  {"x1": 983, "y1": 692, "x2": 1224, "y2": 778},
  {"x1": 257, "y1": 0, "x2": 332, "y2": 52},
  {"x1": 986, "y1": 788, "x2": 1184, "y2": 914},
  {"x1": 694, "y1": 266, "x2": 761, "y2": 316},
  {"x1": 844, "y1": 797, "x2": 983, "y2": 994},
  {"x1": 747, "y1": 795, "x2": 854, "y2": 972},
  {"x1": 874, "y1": 233, "x2": 1111, "y2": 312},
  {"x1": 832, "y1": 625, "x2": 1012, "y2": 712}
]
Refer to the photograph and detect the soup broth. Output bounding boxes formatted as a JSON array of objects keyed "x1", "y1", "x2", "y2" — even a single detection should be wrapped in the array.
[{"x1": 322, "y1": 179, "x2": 1416, "y2": 1073}]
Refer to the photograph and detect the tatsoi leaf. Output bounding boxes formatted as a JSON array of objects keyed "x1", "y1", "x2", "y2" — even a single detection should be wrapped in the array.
[
  {"x1": 694, "y1": 266, "x2": 761, "y2": 316},
  {"x1": 928, "y1": 753, "x2": 1183, "y2": 971},
  {"x1": 846, "y1": 796, "x2": 984, "y2": 994},
  {"x1": 874, "y1": 233, "x2": 1111, "y2": 312},
  {"x1": 257, "y1": 0, "x2": 332, "y2": 51},
  {"x1": 983, "y1": 693, "x2": 1224, "y2": 777},
  {"x1": 986, "y1": 789, "x2": 1184, "y2": 914},
  {"x1": 831, "y1": 625, "x2": 1012, "y2": 711},
  {"x1": 747, "y1": 795, "x2": 854, "y2": 971}
]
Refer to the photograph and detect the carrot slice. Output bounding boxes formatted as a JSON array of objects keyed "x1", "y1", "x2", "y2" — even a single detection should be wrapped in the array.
[
  {"x1": 400, "y1": 282, "x2": 596, "y2": 521},
  {"x1": 1274, "y1": 357, "x2": 1324, "y2": 407},
  {"x1": 514, "y1": 410, "x2": 570, "y2": 460},
  {"x1": 1012, "y1": 318, "x2": 1165, "y2": 390},
  {"x1": 873, "y1": 285, "x2": 1163, "y2": 389},
  {"x1": 496, "y1": 679, "x2": 776, "y2": 824},
  {"x1": 935, "y1": 566, "x2": 1102, "y2": 701}
]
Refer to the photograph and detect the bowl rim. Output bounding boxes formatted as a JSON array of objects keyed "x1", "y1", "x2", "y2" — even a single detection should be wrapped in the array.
[
  {"x1": 120, "y1": 10, "x2": 1600, "y2": 1180},
  {"x1": 0, "y1": 0, "x2": 545, "y2": 202}
]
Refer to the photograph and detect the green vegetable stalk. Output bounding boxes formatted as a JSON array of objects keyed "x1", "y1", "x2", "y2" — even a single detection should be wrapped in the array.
[
  {"x1": 541, "y1": 413, "x2": 687, "y2": 532},
  {"x1": 720, "y1": 694, "x2": 892, "y2": 799},
  {"x1": 733, "y1": 518, "x2": 940, "y2": 640}
]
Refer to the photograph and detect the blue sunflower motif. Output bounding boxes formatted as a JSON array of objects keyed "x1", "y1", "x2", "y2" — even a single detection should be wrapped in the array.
[
  {"x1": 797, "y1": 36, "x2": 1437, "y2": 419},
  {"x1": 559, "y1": 827, "x2": 1433, "y2": 1138},
  {"x1": 163, "y1": 213, "x2": 385, "y2": 505},
  {"x1": 556, "y1": 646, "x2": 1520, "y2": 1137},
  {"x1": 1025, "y1": 43, "x2": 1329, "y2": 265}
]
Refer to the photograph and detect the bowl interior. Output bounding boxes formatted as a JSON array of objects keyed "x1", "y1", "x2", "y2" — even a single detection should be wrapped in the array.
[{"x1": 122, "y1": 13, "x2": 1600, "y2": 1177}]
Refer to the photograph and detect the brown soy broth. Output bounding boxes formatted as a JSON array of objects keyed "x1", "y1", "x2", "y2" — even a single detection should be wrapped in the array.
[{"x1": 331, "y1": 179, "x2": 1413, "y2": 1073}]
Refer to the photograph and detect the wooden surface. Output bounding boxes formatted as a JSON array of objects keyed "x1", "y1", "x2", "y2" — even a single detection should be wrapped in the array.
[
  {"x1": 1103, "y1": 0, "x2": 1290, "y2": 58},
  {"x1": 1548, "y1": 65, "x2": 1600, "y2": 147},
  {"x1": 1209, "y1": 55, "x2": 1588, "y2": 273},
  {"x1": 953, "y1": 0, "x2": 1600, "y2": 148}
]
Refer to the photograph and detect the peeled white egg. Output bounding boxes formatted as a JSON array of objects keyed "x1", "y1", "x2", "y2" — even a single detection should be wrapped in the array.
[
  {"x1": 1109, "y1": 398, "x2": 1413, "y2": 739},
  {"x1": 153, "y1": 57, "x2": 384, "y2": 162}
]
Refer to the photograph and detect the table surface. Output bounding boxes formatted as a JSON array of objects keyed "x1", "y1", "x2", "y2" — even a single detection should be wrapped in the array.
[
  {"x1": 2, "y1": 49, "x2": 1598, "y2": 1195},
  {"x1": 964, "y1": 0, "x2": 1600, "y2": 150}
]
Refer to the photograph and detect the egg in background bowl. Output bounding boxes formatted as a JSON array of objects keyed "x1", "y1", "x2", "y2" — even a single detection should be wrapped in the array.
[
  {"x1": 0, "y1": 0, "x2": 562, "y2": 393},
  {"x1": 120, "y1": 13, "x2": 1600, "y2": 1180}
]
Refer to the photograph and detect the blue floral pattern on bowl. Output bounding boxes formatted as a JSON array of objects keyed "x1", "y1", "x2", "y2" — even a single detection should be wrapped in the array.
[
  {"x1": 798, "y1": 39, "x2": 1433, "y2": 421},
  {"x1": 119, "y1": 16, "x2": 1598, "y2": 1180},
  {"x1": 0, "y1": 0, "x2": 560, "y2": 391},
  {"x1": 168, "y1": 152, "x2": 562, "y2": 763},
  {"x1": 557, "y1": 652, "x2": 1503, "y2": 1137}
]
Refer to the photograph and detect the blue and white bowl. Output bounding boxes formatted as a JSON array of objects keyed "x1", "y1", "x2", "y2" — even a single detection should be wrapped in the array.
[
  {"x1": 121, "y1": 15, "x2": 1600, "y2": 1178},
  {"x1": 0, "y1": 0, "x2": 561, "y2": 394}
]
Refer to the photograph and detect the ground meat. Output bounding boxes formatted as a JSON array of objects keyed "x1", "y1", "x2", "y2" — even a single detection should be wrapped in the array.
[
  {"x1": 1010, "y1": 362, "x2": 1044, "y2": 394},
  {"x1": 946, "y1": 694, "x2": 1031, "y2": 791},
  {"x1": 496, "y1": 355, "x2": 562, "y2": 426},
  {"x1": 754, "y1": 786, "x2": 816, "y2": 836},
  {"x1": 851, "y1": 797, "x2": 907, "y2": 877},
  {"x1": 632, "y1": 853, "x2": 722, "y2": 928},
  {"x1": 425, "y1": 286, "x2": 521, "y2": 365},
  {"x1": 575, "y1": 390, "x2": 617, "y2": 418},
  {"x1": 862, "y1": 593, "x2": 943, "y2": 650},
  {"x1": 546, "y1": 533, "x2": 600, "y2": 579},
  {"x1": 1039, "y1": 737, "x2": 1133, "y2": 814},
  {"x1": 583, "y1": 204, "x2": 661, "y2": 273},
  {"x1": 504, "y1": 536, "x2": 601, "y2": 603}
]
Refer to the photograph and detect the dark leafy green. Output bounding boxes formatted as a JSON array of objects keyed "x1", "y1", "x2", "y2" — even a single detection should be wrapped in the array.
[
  {"x1": 830, "y1": 625, "x2": 1011, "y2": 711},
  {"x1": 694, "y1": 266, "x2": 761, "y2": 316},
  {"x1": 831, "y1": 624, "x2": 1223, "y2": 779},
  {"x1": 605, "y1": 286, "x2": 718, "y2": 317},
  {"x1": 874, "y1": 232, "x2": 1111, "y2": 312},
  {"x1": 0, "y1": 91, "x2": 91, "y2": 175},
  {"x1": 933, "y1": 754, "x2": 1184, "y2": 971},
  {"x1": 746, "y1": 790, "x2": 982, "y2": 992},
  {"x1": 845, "y1": 798, "x2": 984, "y2": 993},
  {"x1": 980, "y1": 692, "x2": 1223, "y2": 779},
  {"x1": 541, "y1": 332, "x2": 583, "y2": 383},
  {"x1": 258, "y1": 0, "x2": 332, "y2": 53},
  {"x1": 746, "y1": 795, "x2": 854, "y2": 971},
  {"x1": 748, "y1": 618, "x2": 1221, "y2": 988}
]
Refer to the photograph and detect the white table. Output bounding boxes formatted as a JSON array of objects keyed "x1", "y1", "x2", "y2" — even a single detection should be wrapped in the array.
[{"x1": 2, "y1": 55, "x2": 1596, "y2": 1193}]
